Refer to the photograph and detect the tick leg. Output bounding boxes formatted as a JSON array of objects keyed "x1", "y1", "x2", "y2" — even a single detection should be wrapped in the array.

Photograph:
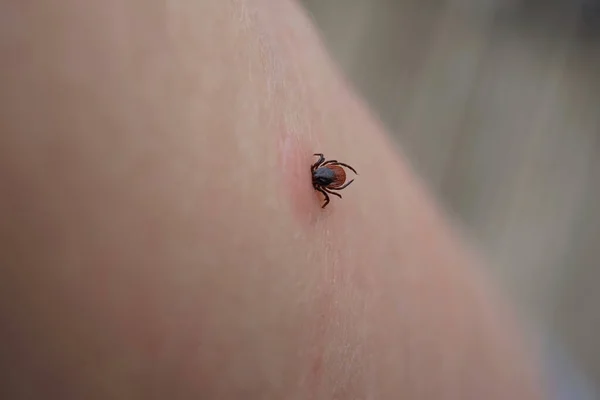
[
  {"x1": 323, "y1": 187, "x2": 342, "y2": 198},
  {"x1": 312, "y1": 154, "x2": 325, "y2": 171},
  {"x1": 330, "y1": 162, "x2": 358, "y2": 175},
  {"x1": 321, "y1": 160, "x2": 338, "y2": 166},
  {"x1": 315, "y1": 187, "x2": 330, "y2": 208},
  {"x1": 328, "y1": 179, "x2": 354, "y2": 191}
]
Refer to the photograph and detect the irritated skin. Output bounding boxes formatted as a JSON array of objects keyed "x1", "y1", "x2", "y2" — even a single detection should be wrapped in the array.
[{"x1": 0, "y1": 0, "x2": 545, "y2": 398}]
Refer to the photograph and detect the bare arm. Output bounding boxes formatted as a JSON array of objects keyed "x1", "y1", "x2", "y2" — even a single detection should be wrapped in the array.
[{"x1": 0, "y1": 0, "x2": 545, "y2": 398}]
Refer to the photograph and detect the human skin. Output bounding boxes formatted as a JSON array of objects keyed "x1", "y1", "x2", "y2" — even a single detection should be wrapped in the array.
[{"x1": 0, "y1": 0, "x2": 545, "y2": 398}]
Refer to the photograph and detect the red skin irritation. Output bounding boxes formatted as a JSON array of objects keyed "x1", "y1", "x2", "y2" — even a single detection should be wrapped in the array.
[{"x1": 278, "y1": 133, "x2": 324, "y2": 224}]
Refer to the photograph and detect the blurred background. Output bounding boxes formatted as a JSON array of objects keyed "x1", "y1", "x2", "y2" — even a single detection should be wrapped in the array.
[{"x1": 300, "y1": 0, "x2": 600, "y2": 395}]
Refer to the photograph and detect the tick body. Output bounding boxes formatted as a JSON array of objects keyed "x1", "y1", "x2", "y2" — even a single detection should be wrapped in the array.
[{"x1": 311, "y1": 153, "x2": 358, "y2": 208}]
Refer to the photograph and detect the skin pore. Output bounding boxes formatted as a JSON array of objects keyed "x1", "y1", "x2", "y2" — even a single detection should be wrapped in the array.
[{"x1": 0, "y1": 0, "x2": 545, "y2": 398}]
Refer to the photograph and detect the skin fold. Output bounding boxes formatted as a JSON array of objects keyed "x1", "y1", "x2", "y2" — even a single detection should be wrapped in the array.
[{"x1": 0, "y1": 0, "x2": 546, "y2": 398}]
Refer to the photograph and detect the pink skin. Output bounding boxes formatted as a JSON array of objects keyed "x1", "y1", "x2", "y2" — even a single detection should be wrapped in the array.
[
  {"x1": 278, "y1": 131, "x2": 319, "y2": 223},
  {"x1": 0, "y1": 0, "x2": 546, "y2": 398}
]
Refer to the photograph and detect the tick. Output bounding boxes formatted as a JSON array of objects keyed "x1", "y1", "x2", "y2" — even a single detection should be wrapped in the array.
[{"x1": 311, "y1": 153, "x2": 358, "y2": 208}]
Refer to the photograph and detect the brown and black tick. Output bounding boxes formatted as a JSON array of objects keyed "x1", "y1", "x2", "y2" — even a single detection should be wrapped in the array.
[{"x1": 311, "y1": 153, "x2": 357, "y2": 208}]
